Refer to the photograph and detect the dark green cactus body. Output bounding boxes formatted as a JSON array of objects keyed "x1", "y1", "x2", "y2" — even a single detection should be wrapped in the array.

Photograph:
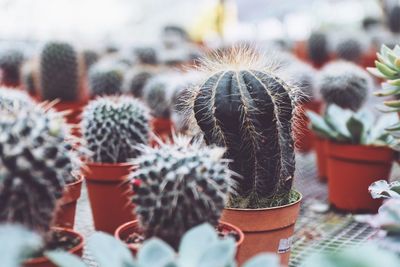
[
  {"x1": 388, "y1": 5, "x2": 400, "y2": 33},
  {"x1": 336, "y1": 38, "x2": 362, "y2": 63},
  {"x1": 193, "y1": 70, "x2": 296, "y2": 208},
  {"x1": 82, "y1": 50, "x2": 99, "y2": 71},
  {"x1": 123, "y1": 67, "x2": 155, "y2": 98},
  {"x1": 39, "y1": 42, "x2": 80, "y2": 101},
  {"x1": 135, "y1": 47, "x2": 158, "y2": 65},
  {"x1": 307, "y1": 32, "x2": 329, "y2": 67},
  {"x1": 0, "y1": 49, "x2": 24, "y2": 87},
  {"x1": 88, "y1": 66, "x2": 124, "y2": 96}
]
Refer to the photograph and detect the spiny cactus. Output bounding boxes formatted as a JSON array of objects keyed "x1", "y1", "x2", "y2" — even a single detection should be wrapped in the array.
[
  {"x1": 283, "y1": 60, "x2": 317, "y2": 101},
  {"x1": 318, "y1": 61, "x2": 372, "y2": 111},
  {"x1": 186, "y1": 47, "x2": 300, "y2": 209},
  {"x1": 131, "y1": 136, "x2": 234, "y2": 248},
  {"x1": 134, "y1": 47, "x2": 158, "y2": 65},
  {"x1": 0, "y1": 49, "x2": 24, "y2": 86},
  {"x1": 88, "y1": 63, "x2": 125, "y2": 96},
  {"x1": 39, "y1": 41, "x2": 81, "y2": 101},
  {"x1": 82, "y1": 96, "x2": 150, "y2": 163},
  {"x1": 21, "y1": 61, "x2": 37, "y2": 96},
  {"x1": 82, "y1": 49, "x2": 99, "y2": 71},
  {"x1": 122, "y1": 66, "x2": 157, "y2": 98},
  {"x1": 387, "y1": 5, "x2": 400, "y2": 33},
  {"x1": 307, "y1": 31, "x2": 329, "y2": 66},
  {"x1": 0, "y1": 87, "x2": 34, "y2": 111},
  {"x1": 0, "y1": 105, "x2": 80, "y2": 235},
  {"x1": 336, "y1": 38, "x2": 363, "y2": 63}
]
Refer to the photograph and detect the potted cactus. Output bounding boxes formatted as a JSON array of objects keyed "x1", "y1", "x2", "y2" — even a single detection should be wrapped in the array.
[
  {"x1": 185, "y1": 48, "x2": 302, "y2": 265},
  {"x1": 115, "y1": 135, "x2": 244, "y2": 254},
  {"x1": 0, "y1": 104, "x2": 84, "y2": 266},
  {"x1": 39, "y1": 41, "x2": 88, "y2": 125},
  {"x1": 122, "y1": 66, "x2": 159, "y2": 99},
  {"x1": 88, "y1": 62, "x2": 125, "y2": 97},
  {"x1": 308, "y1": 104, "x2": 396, "y2": 212},
  {"x1": 81, "y1": 96, "x2": 150, "y2": 233},
  {"x1": 0, "y1": 48, "x2": 24, "y2": 87},
  {"x1": 306, "y1": 31, "x2": 330, "y2": 68},
  {"x1": 312, "y1": 61, "x2": 372, "y2": 181}
]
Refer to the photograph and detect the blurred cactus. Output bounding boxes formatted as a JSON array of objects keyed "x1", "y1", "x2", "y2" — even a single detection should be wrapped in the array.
[
  {"x1": 0, "y1": 49, "x2": 24, "y2": 87},
  {"x1": 307, "y1": 31, "x2": 329, "y2": 67}
]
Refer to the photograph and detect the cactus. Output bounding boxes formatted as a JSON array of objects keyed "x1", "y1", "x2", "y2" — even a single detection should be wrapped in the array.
[
  {"x1": 0, "y1": 87, "x2": 34, "y2": 111},
  {"x1": 387, "y1": 5, "x2": 400, "y2": 33},
  {"x1": 283, "y1": 60, "x2": 317, "y2": 100},
  {"x1": 81, "y1": 96, "x2": 150, "y2": 163},
  {"x1": 134, "y1": 47, "x2": 158, "y2": 65},
  {"x1": 0, "y1": 105, "x2": 80, "y2": 235},
  {"x1": 122, "y1": 66, "x2": 157, "y2": 98},
  {"x1": 21, "y1": 61, "x2": 37, "y2": 96},
  {"x1": 130, "y1": 136, "x2": 234, "y2": 248},
  {"x1": 318, "y1": 61, "x2": 371, "y2": 111},
  {"x1": 0, "y1": 49, "x2": 24, "y2": 86},
  {"x1": 82, "y1": 49, "x2": 99, "y2": 71},
  {"x1": 336, "y1": 38, "x2": 363, "y2": 63},
  {"x1": 88, "y1": 63, "x2": 124, "y2": 96},
  {"x1": 186, "y1": 47, "x2": 299, "y2": 209},
  {"x1": 307, "y1": 31, "x2": 329, "y2": 66},
  {"x1": 39, "y1": 41, "x2": 81, "y2": 101}
]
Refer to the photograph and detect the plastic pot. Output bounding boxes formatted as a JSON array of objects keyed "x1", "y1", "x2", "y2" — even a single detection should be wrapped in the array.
[
  {"x1": 314, "y1": 136, "x2": 328, "y2": 181},
  {"x1": 221, "y1": 192, "x2": 302, "y2": 266},
  {"x1": 114, "y1": 220, "x2": 244, "y2": 257},
  {"x1": 23, "y1": 227, "x2": 84, "y2": 267},
  {"x1": 84, "y1": 162, "x2": 136, "y2": 234},
  {"x1": 326, "y1": 142, "x2": 394, "y2": 213},
  {"x1": 295, "y1": 100, "x2": 322, "y2": 153},
  {"x1": 54, "y1": 176, "x2": 83, "y2": 229}
]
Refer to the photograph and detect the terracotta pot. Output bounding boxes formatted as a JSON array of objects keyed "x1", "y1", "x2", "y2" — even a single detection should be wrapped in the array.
[
  {"x1": 52, "y1": 101, "x2": 87, "y2": 125},
  {"x1": 221, "y1": 193, "x2": 302, "y2": 266},
  {"x1": 114, "y1": 220, "x2": 244, "y2": 257},
  {"x1": 54, "y1": 176, "x2": 83, "y2": 229},
  {"x1": 84, "y1": 162, "x2": 136, "y2": 234},
  {"x1": 151, "y1": 118, "x2": 173, "y2": 145},
  {"x1": 295, "y1": 100, "x2": 322, "y2": 153},
  {"x1": 23, "y1": 227, "x2": 84, "y2": 267},
  {"x1": 314, "y1": 136, "x2": 328, "y2": 181},
  {"x1": 326, "y1": 142, "x2": 394, "y2": 213}
]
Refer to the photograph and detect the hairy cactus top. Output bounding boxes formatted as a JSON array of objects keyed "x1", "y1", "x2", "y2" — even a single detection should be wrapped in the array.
[
  {"x1": 134, "y1": 47, "x2": 158, "y2": 65},
  {"x1": 0, "y1": 49, "x2": 24, "y2": 86},
  {"x1": 88, "y1": 63, "x2": 125, "y2": 97},
  {"x1": 336, "y1": 38, "x2": 363, "y2": 63},
  {"x1": 0, "y1": 87, "x2": 35, "y2": 111},
  {"x1": 39, "y1": 41, "x2": 81, "y2": 101},
  {"x1": 283, "y1": 60, "x2": 317, "y2": 101},
  {"x1": 185, "y1": 47, "x2": 300, "y2": 208},
  {"x1": 0, "y1": 104, "x2": 80, "y2": 235},
  {"x1": 318, "y1": 61, "x2": 372, "y2": 111},
  {"x1": 307, "y1": 31, "x2": 329, "y2": 66},
  {"x1": 131, "y1": 136, "x2": 234, "y2": 248},
  {"x1": 82, "y1": 96, "x2": 150, "y2": 163}
]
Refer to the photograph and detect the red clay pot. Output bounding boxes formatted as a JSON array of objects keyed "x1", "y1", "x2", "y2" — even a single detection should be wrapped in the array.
[
  {"x1": 151, "y1": 118, "x2": 174, "y2": 145},
  {"x1": 54, "y1": 176, "x2": 83, "y2": 229},
  {"x1": 114, "y1": 220, "x2": 244, "y2": 258},
  {"x1": 23, "y1": 228, "x2": 84, "y2": 267},
  {"x1": 314, "y1": 136, "x2": 328, "y2": 182},
  {"x1": 84, "y1": 162, "x2": 136, "y2": 234},
  {"x1": 326, "y1": 142, "x2": 394, "y2": 213},
  {"x1": 295, "y1": 100, "x2": 322, "y2": 153},
  {"x1": 221, "y1": 192, "x2": 302, "y2": 266}
]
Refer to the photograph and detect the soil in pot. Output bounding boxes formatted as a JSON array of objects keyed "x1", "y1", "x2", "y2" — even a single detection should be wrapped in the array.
[
  {"x1": 221, "y1": 191, "x2": 302, "y2": 266},
  {"x1": 24, "y1": 228, "x2": 84, "y2": 267},
  {"x1": 326, "y1": 142, "x2": 394, "y2": 213}
]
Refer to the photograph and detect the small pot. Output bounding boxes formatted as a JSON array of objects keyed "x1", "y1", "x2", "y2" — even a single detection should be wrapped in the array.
[
  {"x1": 326, "y1": 142, "x2": 394, "y2": 213},
  {"x1": 54, "y1": 176, "x2": 83, "y2": 229},
  {"x1": 151, "y1": 118, "x2": 173, "y2": 145},
  {"x1": 114, "y1": 220, "x2": 244, "y2": 257},
  {"x1": 295, "y1": 100, "x2": 322, "y2": 153},
  {"x1": 314, "y1": 136, "x2": 328, "y2": 182},
  {"x1": 23, "y1": 227, "x2": 84, "y2": 267},
  {"x1": 221, "y1": 192, "x2": 302, "y2": 266},
  {"x1": 84, "y1": 162, "x2": 136, "y2": 234}
]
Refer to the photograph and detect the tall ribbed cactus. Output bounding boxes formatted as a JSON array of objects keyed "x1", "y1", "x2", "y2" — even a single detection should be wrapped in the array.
[
  {"x1": 131, "y1": 136, "x2": 234, "y2": 248},
  {"x1": 39, "y1": 41, "x2": 81, "y2": 101},
  {"x1": 187, "y1": 48, "x2": 299, "y2": 208},
  {"x1": 0, "y1": 104, "x2": 80, "y2": 235},
  {"x1": 307, "y1": 31, "x2": 329, "y2": 66}
]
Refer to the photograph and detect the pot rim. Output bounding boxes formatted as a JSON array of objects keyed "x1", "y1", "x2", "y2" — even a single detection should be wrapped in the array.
[
  {"x1": 66, "y1": 174, "x2": 84, "y2": 187},
  {"x1": 224, "y1": 190, "x2": 303, "y2": 212},
  {"x1": 23, "y1": 227, "x2": 84, "y2": 264},
  {"x1": 85, "y1": 161, "x2": 135, "y2": 168},
  {"x1": 327, "y1": 141, "x2": 391, "y2": 150},
  {"x1": 115, "y1": 220, "x2": 245, "y2": 248}
]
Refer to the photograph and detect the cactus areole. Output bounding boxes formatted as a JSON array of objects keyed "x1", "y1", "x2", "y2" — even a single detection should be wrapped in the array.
[{"x1": 191, "y1": 50, "x2": 298, "y2": 209}]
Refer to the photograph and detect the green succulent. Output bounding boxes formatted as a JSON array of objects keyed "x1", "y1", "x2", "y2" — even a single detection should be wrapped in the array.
[
  {"x1": 369, "y1": 180, "x2": 400, "y2": 199},
  {"x1": 307, "y1": 104, "x2": 396, "y2": 145}
]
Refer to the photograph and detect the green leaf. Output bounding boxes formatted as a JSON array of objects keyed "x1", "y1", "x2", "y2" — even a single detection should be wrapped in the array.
[
  {"x1": 87, "y1": 232, "x2": 136, "y2": 267},
  {"x1": 386, "y1": 121, "x2": 400, "y2": 131},
  {"x1": 137, "y1": 239, "x2": 175, "y2": 267},
  {"x1": 346, "y1": 115, "x2": 364, "y2": 144},
  {"x1": 384, "y1": 99, "x2": 400, "y2": 108},
  {"x1": 367, "y1": 67, "x2": 386, "y2": 78},
  {"x1": 243, "y1": 254, "x2": 280, "y2": 267},
  {"x1": 376, "y1": 104, "x2": 400, "y2": 113},
  {"x1": 374, "y1": 83, "x2": 400, "y2": 96},
  {"x1": 197, "y1": 238, "x2": 236, "y2": 267},
  {"x1": 388, "y1": 79, "x2": 400, "y2": 86},
  {"x1": 376, "y1": 61, "x2": 398, "y2": 78},
  {"x1": 307, "y1": 111, "x2": 336, "y2": 139},
  {"x1": 325, "y1": 105, "x2": 351, "y2": 140},
  {"x1": 393, "y1": 45, "x2": 400, "y2": 57},
  {"x1": 46, "y1": 251, "x2": 86, "y2": 267}
]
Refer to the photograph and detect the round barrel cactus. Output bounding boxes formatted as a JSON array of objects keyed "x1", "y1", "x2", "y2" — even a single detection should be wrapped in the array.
[
  {"x1": 0, "y1": 48, "x2": 24, "y2": 86},
  {"x1": 307, "y1": 31, "x2": 329, "y2": 66},
  {"x1": 88, "y1": 63, "x2": 125, "y2": 96},
  {"x1": 336, "y1": 38, "x2": 363, "y2": 63},
  {"x1": 123, "y1": 66, "x2": 158, "y2": 98}
]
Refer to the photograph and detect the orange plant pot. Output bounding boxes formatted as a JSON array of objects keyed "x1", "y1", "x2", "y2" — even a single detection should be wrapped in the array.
[
  {"x1": 326, "y1": 142, "x2": 394, "y2": 213},
  {"x1": 114, "y1": 220, "x2": 244, "y2": 258},
  {"x1": 54, "y1": 176, "x2": 83, "y2": 229},
  {"x1": 221, "y1": 193, "x2": 302, "y2": 266},
  {"x1": 295, "y1": 100, "x2": 322, "y2": 153},
  {"x1": 314, "y1": 136, "x2": 328, "y2": 181},
  {"x1": 23, "y1": 228, "x2": 84, "y2": 267},
  {"x1": 151, "y1": 118, "x2": 174, "y2": 145},
  {"x1": 84, "y1": 162, "x2": 136, "y2": 234}
]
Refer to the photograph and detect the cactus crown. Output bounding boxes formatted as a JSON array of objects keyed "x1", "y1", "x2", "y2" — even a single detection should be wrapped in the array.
[
  {"x1": 283, "y1": 60, "x2": 317, "y2": 101},
  {"x1": 318, "y1": 61, "x2": 371, "y2": 111},
  {"x1": 82, "y1": 96, "x2": 150, "y2": 163},
  {"x1": 0, "y1": 48, "x2": 24, "y2": 86},
  {"x1": 82, "y1": 49, "x2": 99, "y2": 71},
  {"x1": 0, "y1": 87, "x2": 35, "y2": 111},
  {"x1": 185, "y1": 47, "x2": 300, "y2": 209},
  {"x1": 88, "y1": 64, "x2": 124, "y2": 97},
  {"x1": 123, "y1": 66, "x2": 157, "y2": 98},
  {"x1": 39, "y1": 41, "x2": 81, "y2": 101},
  {"x1": 307, "y1": 31, "x2": 329, "y2": 66},
  {"x1": 0, "y1": 104, "x2": 80, "y2": 235},
  {"x1": 131, "y1": 135, "x2": 235, "y2": 248},
  {"x1": 135, "y1": 47, "x2": 158, "y2": 65},
  {"x1": 336, "y1": 38, "x2": 363, "y2": 63}
]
